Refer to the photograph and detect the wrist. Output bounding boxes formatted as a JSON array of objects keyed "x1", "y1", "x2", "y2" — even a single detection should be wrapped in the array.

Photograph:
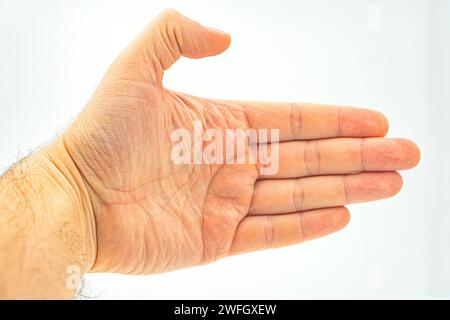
[
  {"x1": 40, "y1": 138, "x2": 97, "y2": 273},
  {"x1": 0, "y1": 139, "x2": 97, "y2": 298}
]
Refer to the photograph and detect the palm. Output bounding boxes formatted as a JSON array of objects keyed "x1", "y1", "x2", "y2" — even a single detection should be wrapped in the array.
[
  {"x1": 63, "y1": 10, "x2": 420, "y2": 274},
  {"x1": 66, "y1": 80, "x2": 257, "y2": 273}
]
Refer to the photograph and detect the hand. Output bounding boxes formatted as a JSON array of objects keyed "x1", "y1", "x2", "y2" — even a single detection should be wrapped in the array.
[{"x1": 56, "y1": 9, "x2": 420, "y2": 274}]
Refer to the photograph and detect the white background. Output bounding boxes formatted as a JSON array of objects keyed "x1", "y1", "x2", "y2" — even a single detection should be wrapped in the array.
[{"x1": 0, "y1": 0, "x2": 449, "y2": 299}]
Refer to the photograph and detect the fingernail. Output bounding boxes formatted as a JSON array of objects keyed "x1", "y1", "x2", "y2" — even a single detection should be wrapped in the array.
[{"x1": 204, "y1": 26, "x2": 229, "y2": 36}]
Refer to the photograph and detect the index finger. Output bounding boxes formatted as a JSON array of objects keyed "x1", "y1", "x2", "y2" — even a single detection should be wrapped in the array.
[{"x1": 229, "y1": 101, "x2": 389, "y2": 142}]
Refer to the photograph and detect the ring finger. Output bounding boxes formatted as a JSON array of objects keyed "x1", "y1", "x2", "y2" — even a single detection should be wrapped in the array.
[{"x1": 249, "y1": 171, "x2": 402, "y2": 215}]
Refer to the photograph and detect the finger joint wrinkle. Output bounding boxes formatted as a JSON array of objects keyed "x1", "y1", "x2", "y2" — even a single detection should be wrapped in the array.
[
  {"x1": 304, "y1": 140, "x2": 321, "y2": 176},
  {"x1": 264, "y1": 216, "x2": 275, "y2": 249},
  {"x1": 290, "y1": 103, "x2": 303, "y2": 139},
  {"x1": 360, "y1": 138, "x2": 366, "y2": 172},
  {"x1": 293, "y1": 179, "x2": 304, "y2": 212}
]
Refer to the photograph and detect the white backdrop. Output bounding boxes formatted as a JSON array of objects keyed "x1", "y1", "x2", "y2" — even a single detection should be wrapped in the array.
[{"x1": 0, "y1": 0, "x2": 448, "y2": 299}]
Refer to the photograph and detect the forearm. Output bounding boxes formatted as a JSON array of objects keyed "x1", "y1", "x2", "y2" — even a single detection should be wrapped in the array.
[{"x1": 0, "y1": 139, "x2": 97, "y2": 299}]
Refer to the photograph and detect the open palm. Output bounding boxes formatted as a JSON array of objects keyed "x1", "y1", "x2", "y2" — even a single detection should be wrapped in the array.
[{"x1": 62, "y1": 10, "x2": 420, "y2": 274}]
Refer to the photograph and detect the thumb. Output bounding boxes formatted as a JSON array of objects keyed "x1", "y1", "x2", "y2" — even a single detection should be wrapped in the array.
[{"x1": 115, "y1": 9, "x2": 231, "y2": 84}]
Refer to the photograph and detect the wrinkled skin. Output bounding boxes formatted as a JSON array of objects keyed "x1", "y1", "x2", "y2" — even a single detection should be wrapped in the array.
[{"x1": 61, "y1": 10, "x2": 420, "y2": 274}]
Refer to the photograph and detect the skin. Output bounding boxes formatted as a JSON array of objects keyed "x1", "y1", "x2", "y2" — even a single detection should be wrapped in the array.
[{"x1": 0, "y1": 9, "x2": 420, "y2": 298}]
